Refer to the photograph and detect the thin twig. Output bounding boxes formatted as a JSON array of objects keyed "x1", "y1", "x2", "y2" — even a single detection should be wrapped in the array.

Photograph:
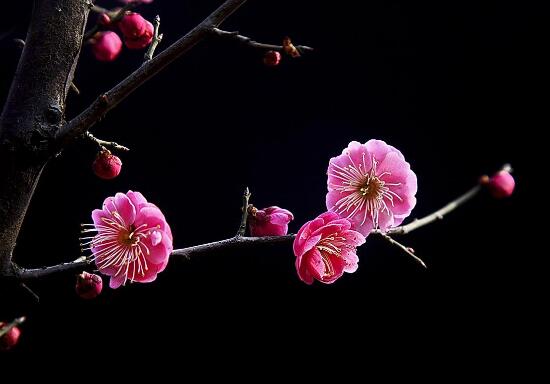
[
  {"x1": 145, "y1": 15, "x2": 163, "y2": 61},
  {"x1": 385, "y1": 185, "x2": 481, "y2": 235},
  {"x1": 56, "y1": 0, "x2": 249, "y2": 149},
  {"x1": 236, "y1": 187, "x2": 251, "y2": 237},
  {"x1": 18, "y1": 235, "x2": 294, "y2": 279},
  {"x1": 20, "y1": 283, "x2": 40, "y2": 303},
  {"x1": 85, "y1": 131, "x2": 130, "y2": 151},
  {"x1": 0, "y1": 316, "x2": 26, "y2": 338},
  {"x1": 378, "y1": 232, "x2": 426, "y2": 268},
  {"x1": 211, "y1": 28, "x2": 314, "y2": 53}
]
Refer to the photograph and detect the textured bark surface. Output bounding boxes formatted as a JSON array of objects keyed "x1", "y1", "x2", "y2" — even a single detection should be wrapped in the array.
[{"x1": 0, "y1": 0, "x2": 89, "y2": 274}]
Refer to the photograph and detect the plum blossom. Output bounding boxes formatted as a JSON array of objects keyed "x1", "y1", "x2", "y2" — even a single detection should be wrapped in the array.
[
  {"x1": 81, "y1": 191, "x2": 173, "y2": 289},
  {"x1": 248, "y1": 206, "x2": 293, "y2": 236},
  {"x1": 293, "y1": 211, "x2": 365, "y2": 284},
  {"x1": 326, "y1": 140, "x2": 417, "y2": 235}
]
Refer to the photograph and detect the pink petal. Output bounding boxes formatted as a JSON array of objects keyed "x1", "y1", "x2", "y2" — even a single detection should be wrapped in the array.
[
  {"x1": 295, "y1": 255, "x2": 314, "y2": 285},
  {"x1": 134, "y1": 206, "x2": 170, "y2": 234},
  {"x1": 365, "y1": 139, "x2": 405, "y2": 163},
  {"x1": 144, "y1": 230, "x2": 172, "y2": 264},
  {"x1": 269, "y1": 212, "x2": 293, "y2": 226},
  {"x1": 127, "y1": 190, "x2": 148, "y2": 208},
  {"x1": 349, "y1": 213, "x2": 376, "y2": 236},
  {"x1": 109, "y1": 274, "x2": 126, "y2": 289},
  {"x1": 113, "y1": 192, "x2": 136, "y2": 226}
]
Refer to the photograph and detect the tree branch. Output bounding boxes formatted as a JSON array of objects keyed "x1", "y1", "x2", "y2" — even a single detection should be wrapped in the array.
[
  {"x1": 17, "y1": 235, "x2": 294, "y2": 279},
  {"x1": 385, "y1": 185, "x2": 481, "y2": 235},
  {"x1": 378, "y1": 232, "x2": 426, "y2": 268},
  {"x1": 56, "y1": 0, "x2": 248, "y2": 149},
  {"x1": 211, "y1": 28, "x2": 314, "y2": 53},
  {"x1": 15, "y1": 165, "x2": 509, "y2": 280}
]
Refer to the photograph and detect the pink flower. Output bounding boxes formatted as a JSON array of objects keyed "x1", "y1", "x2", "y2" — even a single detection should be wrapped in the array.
[
  {"x1": 82, "y1": 191, "x2": 173, "y2": 289},
  {"x1": 293, "y1": 212, "x2": 366, "y2": 284},
  {"x1": 488, "y1": 170, "x2": 515, "y2": 198},
  {"x1": 326, "y1": 140, "x2": 417, "y2": 235},
  {"x1": 249, "y1": 206, "x2": 294, "y2": 236},
  {"x1": 91, "y1": 31, "x2": 122, "y2": 62},
  {"x1": 75, "y1": 272, "x2": 103, "y2": 299}
]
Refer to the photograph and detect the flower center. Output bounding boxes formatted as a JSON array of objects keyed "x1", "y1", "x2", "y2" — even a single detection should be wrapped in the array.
[
  {"x1": 316, "y1": 233, "x2": 347, "y2": 278},
  {"x1": 328, "y1": 153, "x2": 403, "y2": 228},
  {"x1": 359, "y1": 176, "x2": 384, "y2": 199},
  {"x1": 118, "y1": 226, "x2": 141, "y2": 246}
]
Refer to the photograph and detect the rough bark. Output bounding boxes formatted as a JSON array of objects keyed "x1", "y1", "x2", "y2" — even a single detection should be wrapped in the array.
[{"x1": 0, "y1": 0, "x2": 89, "y2": 274}]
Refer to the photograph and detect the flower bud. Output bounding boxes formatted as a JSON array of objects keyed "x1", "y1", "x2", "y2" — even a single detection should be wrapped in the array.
[
  {"x1": 91, "y1": 31, "x2": 122, "y2": 62},
  {"x1": 75, "y1": 272, "x2": 103, "y2": 300},
  {"x1": 118, "y1": 12, "x2": 148, "y2": 39},
  {"x1": 124, "y1": 20, "x2": 154, "y2": 50},
  {"x1": 0, "y1": 322, "x2": 21, "y2": 351},
  {"x1": 488, "y1": 170, "x2": 515, "y2": 198},
  {"x1": 92, "y1": 149, "x2": 122, "y2": 180},
  {"x1": 249, "y1": 206, "x2": 294, "y2": 236},
  {"x1": 263, "y1": 50, "x2": 281, "y2": 67}
]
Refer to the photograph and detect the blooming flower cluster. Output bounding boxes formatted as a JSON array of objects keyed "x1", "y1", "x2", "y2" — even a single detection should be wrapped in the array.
[{"x1": 293, "y1": 139, "x2": 418, "y2": 284}]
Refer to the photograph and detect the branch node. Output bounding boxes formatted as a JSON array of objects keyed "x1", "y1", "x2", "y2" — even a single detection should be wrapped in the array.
[
  {"x1": 236, "y1": 187, "x2": 252, "y2": 237},
  {"x1": 145, "y1": 15, "x2": 163, "y2": 61},
  {"x1": 84, "y1": 131, "x2": 130, "y2": 151}
]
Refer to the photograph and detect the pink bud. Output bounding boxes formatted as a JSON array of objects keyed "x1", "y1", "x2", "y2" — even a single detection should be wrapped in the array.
[
  {"x1": 118, "y1": 12, "x2": 148, "y2": 39},
  {"x1": 91, "y1": 31, "x2": 122, "y2": 62},
  {"x1": 124, "y1": 20, "x2": 154, "y2": 50},
  {"x1": 249, "y1": 206, "x2": 294, "y2": 236},
  {"x1": 263, "y1": 50, "x2": 281, "y2": 67},
  {"x1": 488, "y1": 170, "x2": 515, "y2": 198},
  {"x1": 92, "y1": 150, "x2": 122, "y2": 180},
  {"x1": 0, "y1": 322, "x2": 21, "y2": 351},
  {"x1": 76, "y1": 272, "x2": 103, "y2": 300}
]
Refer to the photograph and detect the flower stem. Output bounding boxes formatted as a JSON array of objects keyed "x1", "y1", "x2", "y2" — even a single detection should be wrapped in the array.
[
  {"x1": 236, "y1": 187, "x2": 251, "y2": 237},
  {"x1": 0, "y1": 316, "x2": 26, "y2": 338},
  {"x1": 377, "y1": 232, "x2": 427, "y2": 268},
  {"x1": 84, "y1": 131, "x2": 130, "y2": 151},
  {"x1": 211, "y1": 28, "x2": 314, "y2": 54},
  {"x1": 145, "y1": 15, "x2": 163, "y2": 61}
]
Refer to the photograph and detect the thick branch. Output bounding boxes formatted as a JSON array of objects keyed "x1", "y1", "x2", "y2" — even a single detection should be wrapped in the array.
[
  {"x1": 0, "y1": 0, "x2": 89, "y2": 273},
  {"x1": 212, "y1": 28, "x2": 314, "y2": 53},
  {"x1": 56, "y1": 0, "x2": 248, "y2": 148}
]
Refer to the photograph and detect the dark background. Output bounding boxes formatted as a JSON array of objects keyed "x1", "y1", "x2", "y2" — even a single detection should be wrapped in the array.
[{"x1": 0, "y1": 0, "x2": 539, "y2": 369}]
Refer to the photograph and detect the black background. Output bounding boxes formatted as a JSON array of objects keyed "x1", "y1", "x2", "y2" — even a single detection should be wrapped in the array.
[{"x1": 0, "y1": 0, "x2": 538, "y2": 369}]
